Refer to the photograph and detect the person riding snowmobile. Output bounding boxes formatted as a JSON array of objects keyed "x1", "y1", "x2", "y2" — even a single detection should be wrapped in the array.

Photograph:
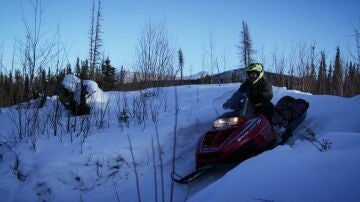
[{"x1": 223, "y1": 63, "x2": 274, "y2": 122}]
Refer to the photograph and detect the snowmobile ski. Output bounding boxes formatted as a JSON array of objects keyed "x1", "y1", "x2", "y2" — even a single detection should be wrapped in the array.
[
  {"x1": 301, "y1": 127, "x2": 332, "y2": 152},
  {"x1": 171, "y1": 165, "x2": 214, "y2": 184}
]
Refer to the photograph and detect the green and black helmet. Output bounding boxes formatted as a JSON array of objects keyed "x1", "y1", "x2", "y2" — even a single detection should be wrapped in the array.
[{"x1": 245, "y1": 63, "x2": 264, "y2": 84}]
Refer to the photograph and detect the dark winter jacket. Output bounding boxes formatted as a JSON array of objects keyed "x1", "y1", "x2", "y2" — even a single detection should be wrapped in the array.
[{"x1": 223, "y1": 77, "x2": 274, "y2": 120}]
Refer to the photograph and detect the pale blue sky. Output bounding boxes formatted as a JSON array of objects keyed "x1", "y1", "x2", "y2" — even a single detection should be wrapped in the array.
[{"x1": 0, "y1": 0, "x2": 359, "y2": 75}]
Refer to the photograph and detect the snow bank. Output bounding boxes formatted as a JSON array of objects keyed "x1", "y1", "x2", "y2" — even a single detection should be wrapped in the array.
[
  {"x1": 0, "y1": 83, "x2": 359, "y2": 202},
  {"x1": 62, "y1": 74, "x2": 81, "y2": 93},
  {"x1": 190, "y1": 131, "x2": 360, "y2": 202}
]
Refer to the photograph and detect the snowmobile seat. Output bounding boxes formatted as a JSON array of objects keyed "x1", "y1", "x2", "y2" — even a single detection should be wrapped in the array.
[{"x1": 274, "y1": 96, "x2": 309, "y2": 123}]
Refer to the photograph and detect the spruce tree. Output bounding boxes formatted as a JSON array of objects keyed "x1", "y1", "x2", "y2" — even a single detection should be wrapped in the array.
[
  {"x1": 309, "y1": 46, "x2": 317, "y2": 93},
  {"x1": 23, "y1": 74, "x2": 30, "y2": 101},
  {"x1": 178, "y1": 49, "x2": 184, "y2": 83},
  {"x1": 89, "y1": 0, "x2": 95, "y2": 75},
  {"x1": 40, "y1": 68, "x2": 47, "y2": 97},
  {"x1": 66, "y1": 64, "x2": 72, "y2": 74},
  {"x1": 317, "y1": 51, "x2": 327, "y2": 94},
  {"x1": 0, "y1": 72, "x2": 4, "y2": 107},
  {"x1": 101, "y1": 57, "x2": 116, "y2": 90},
  {"x1": 332, "y1": 47, "x2": 343, "y2": 96},
  {"x1": 6, "y1": 72, "x2": 13, "y2": 106},
  {"x1": 326, "y1": 63, "x2": 333, "y2": 94},
  {"x1": 80, "y1": 60, "x2": 90, "y2": 80},
  {"x1": 344, "y1": 62, "x2": 357, "y2": 96},
  {"x1": 14, "y1": 70, "x2": 23, "y2": 103},
  {"x1": 119, "y1": 65, "x2": 126, "y2": 85},
  {"x1": 75, "y1": 57, "x2": 81, "y2": 78},
  {"x1": 237, "y1": 21, "x2": 253, "y2": 67},
  {"x1": 89, "y1": 0, "x2": 103, "y2": 80}
]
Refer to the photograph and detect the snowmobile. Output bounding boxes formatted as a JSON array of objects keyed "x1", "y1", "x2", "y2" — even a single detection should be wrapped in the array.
[{"x1": 172, "y1": 93, "x2": 309, "y2": 184}]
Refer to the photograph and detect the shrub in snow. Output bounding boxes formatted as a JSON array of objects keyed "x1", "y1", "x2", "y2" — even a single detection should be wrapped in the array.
[
  {"x1": 11, "y1": 154, "x2": 27, "y2": 182},
  {"x1": 58, "y1": 74, "x2": 92, "y2": 116}
]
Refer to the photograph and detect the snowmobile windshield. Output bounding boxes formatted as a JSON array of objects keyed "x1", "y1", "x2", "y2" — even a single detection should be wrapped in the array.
[
  {"x1": 213, "y1": 93, "x2": 254, "y2": 128},
  {"x1": 222, "y1": 93, "x2": 254, "y2": 117},
  {"x1": 233, "y1": 93, "x2": 254, "y2": 117}
]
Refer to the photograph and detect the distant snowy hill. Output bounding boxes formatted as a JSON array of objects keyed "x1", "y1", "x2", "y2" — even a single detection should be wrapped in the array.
[
  {"x1": 116, "y1": 70, "x2": 210, "y2": 82},
  {"x1": 0, "y1": 80, "x2": 359, "y2": 202},
  {"x1": 184, "y1": 71, "x2": 209, "y2": 79},
  {"x1": 114, "y1": 68, "x2": 245, "y2": 83},
  {"x1": 215, "y1": 68, "x2": 246, "y2": 80},
  {"x1": 185, "y1": 68, "x2": 247, "y2": 81}
]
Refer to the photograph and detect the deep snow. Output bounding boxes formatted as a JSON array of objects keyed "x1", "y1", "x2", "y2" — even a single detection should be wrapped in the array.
[{"x1": 0, "y1": 80, "x2": 359, "y2": 202}]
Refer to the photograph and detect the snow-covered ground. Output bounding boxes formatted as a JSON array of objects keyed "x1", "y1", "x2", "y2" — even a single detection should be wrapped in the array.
[{"x1": 0, "y1": 80, "x2": 359, "y2": 202}]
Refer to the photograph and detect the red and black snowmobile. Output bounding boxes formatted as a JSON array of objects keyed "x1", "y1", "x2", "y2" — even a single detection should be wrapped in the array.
[{"x1": 172, "y1": 93, "x2": 309, "y2": 183}]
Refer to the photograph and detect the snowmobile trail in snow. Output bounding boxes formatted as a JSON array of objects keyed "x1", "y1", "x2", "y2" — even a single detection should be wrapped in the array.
[
  {"x1": 171, "y1": 165, "x2": 215, "y2": 184},
  {"x1": 285, "y1": 117, "x2": 315, "y2": 146},
  {"x1": 171, "y1": 121, "x2": 212, "y2": 169},
  {"x1": 170, "y1": 121, "x2": 241, "y2": 197},
  {"x1": 184, "y1": 163, "x2": 240, "y2": 199}
]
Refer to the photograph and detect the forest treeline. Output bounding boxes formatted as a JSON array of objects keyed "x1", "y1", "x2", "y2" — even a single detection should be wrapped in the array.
[
  {"x1": 1, "y1": 46, "x2": 359, "y2": 108},
  {"x1": 0, "y1": 0, "x2": 359, "y2": 108}
]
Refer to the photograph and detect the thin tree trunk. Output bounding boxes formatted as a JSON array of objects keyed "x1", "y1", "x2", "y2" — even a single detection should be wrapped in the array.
[
  {"x1": 127, "y1": 133, "x2": 142, "y2": 202},
  {"x1": 170, "y1": 87, "x2": 179, "y2": 202}
]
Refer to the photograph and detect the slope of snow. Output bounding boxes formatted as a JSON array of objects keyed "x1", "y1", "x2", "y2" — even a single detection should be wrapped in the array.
[
  {"x1": 190, "y1": 131, "x2": 360, "y2": 202},
  {"x1": 0, "y1": 82, "x2": 359, "y2": 202}
]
